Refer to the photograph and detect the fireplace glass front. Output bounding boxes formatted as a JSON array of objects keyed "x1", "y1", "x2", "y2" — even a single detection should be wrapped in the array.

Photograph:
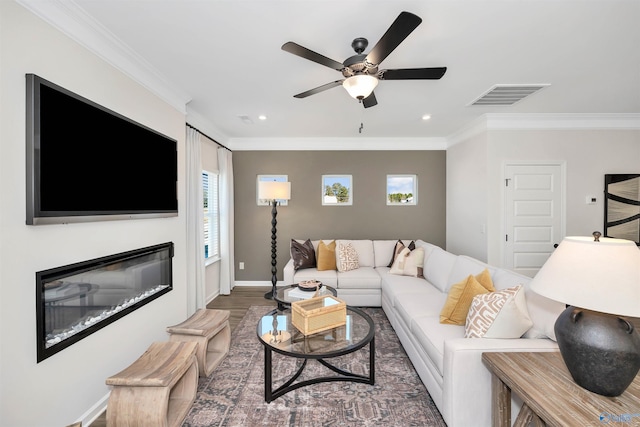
[{"x1": 36, "y1": 242, "x2": 173, "y2": 362}]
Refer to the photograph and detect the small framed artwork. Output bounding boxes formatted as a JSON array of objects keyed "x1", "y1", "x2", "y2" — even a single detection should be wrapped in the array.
[
  {"x1": 387, "y1": 175, "x2": 417, "y2": 206},
  {"x1": 322, "y1": 175, "x2": 352, "y2": 206},
  {"x1": 257, "y1": 175, "x2": 289, "y2": 206},
  {"x1": 604, "y1": 174, "x2": 640, "y2": 245}
]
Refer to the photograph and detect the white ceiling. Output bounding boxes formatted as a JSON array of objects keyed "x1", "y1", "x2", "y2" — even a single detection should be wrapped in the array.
[{"x1": 21, "y1": 0, "x2": 640, "y2": 144}]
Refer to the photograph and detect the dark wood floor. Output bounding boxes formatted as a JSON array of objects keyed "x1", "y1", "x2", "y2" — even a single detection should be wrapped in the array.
[{"x1": 88, "y1": 286, "x2": 275, "y2": 427}]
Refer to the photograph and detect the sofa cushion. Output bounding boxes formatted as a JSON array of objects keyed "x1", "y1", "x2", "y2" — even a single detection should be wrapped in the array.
[
  {"x1": 317, "y1": 240, "x2": 337, "y2": 271},
  {"x1": 446, "y1": 256, "x2": 497, "y2": 292},
  {"x1": 337, "y1": 242, "x2": 359, "y2": 272},
  {"x1": 424, "y1": 248, "x2": 457, "y2": 292},
  {"x1": 379, "y1": 268, "x2": 433, "y2": 302},
  {"x1": 292, "y1": 268, "x2": 337, "y2": 288},
  {"x1": 412, "y1": 315, "x2": 465, "y2": 377},
  {"x1": 389, "y1": 247, "x2": 424, "y2": 278},
  {"x1": 394, "y1": 291, "x2": 449, "y2": 325},
  {"x1": 465, "y1": 285, "x2": 533, "y2": 338},
  {"x1": 337, "y1": 240, "x2": 374, "y2": 267},
  {"x1": 337, "y1": 266, "x2": 381, "y2": 289},
  {"x1": 290, "y1": 239, "x2": 316, "y2": 270},
  {"x1": 440, "y1": 275, "x2": 490, "y2": 325}
]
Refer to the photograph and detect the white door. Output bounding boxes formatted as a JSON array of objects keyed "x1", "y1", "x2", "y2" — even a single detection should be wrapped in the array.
[{"x1": 504, "y1": 163, "x2": 564, "y2": 277}]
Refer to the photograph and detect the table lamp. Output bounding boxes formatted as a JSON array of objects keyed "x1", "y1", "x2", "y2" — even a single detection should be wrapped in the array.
[
  {"x1": 258, "y1": 180, "x2": 291, "y2": 300},
  {"x1": 530, "y1": 232, "x2": 640, "y2": 396}
]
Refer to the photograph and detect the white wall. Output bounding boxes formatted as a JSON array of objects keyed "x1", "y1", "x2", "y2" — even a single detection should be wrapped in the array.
[
  {"x1": 448, "y1": 128, "x2": 640, "y2": 267},
  {"x1": 446, "y1": 132, "x2": 489, "y2": 260},
  {"x1": 486, "y1": 129, "x2": 640, "y2": 266},
  {"x1": 0, "y1": 3, "x2": 188, "y2": 426}
]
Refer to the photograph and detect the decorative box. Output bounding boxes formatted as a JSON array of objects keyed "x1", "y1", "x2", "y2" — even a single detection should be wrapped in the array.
[{"x1": 291, "y1": 295, "x2": 346, "y2": 336}]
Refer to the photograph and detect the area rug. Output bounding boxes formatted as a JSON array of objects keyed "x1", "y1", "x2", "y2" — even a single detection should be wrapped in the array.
[{"x1": 183, "y1": 306, "x2": 446, "y2": 427}]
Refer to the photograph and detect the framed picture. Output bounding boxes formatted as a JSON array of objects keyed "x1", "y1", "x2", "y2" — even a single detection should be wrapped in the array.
[
  {"x1": 322, "y1": 175, "x2": 352, "y2": 206},
  {"x1": 257, "y1": 175, "x2": 289, "y2": 206},
  {"x1": 387, "y1": 174, "x2": 417, "y2": 206},
  {"x1": 604, "y1": 174, "x2": 640, "y2": 245}
]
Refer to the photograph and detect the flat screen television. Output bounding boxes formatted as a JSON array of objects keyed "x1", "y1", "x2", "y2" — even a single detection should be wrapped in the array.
[{"x1": 26, "y1": 74, "x2": 178, "y2": 225}]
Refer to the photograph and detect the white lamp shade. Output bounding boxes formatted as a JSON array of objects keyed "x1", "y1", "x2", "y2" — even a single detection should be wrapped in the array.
[
  {"x1": 530, "y1": 236, "x2": 640, "y2": 317},
  {"x1": 258, "y1": 181, "x2": 291, "y2": 201},
  {"x1": 342, "y1": 75, "x2": 379, "y2": 100}
]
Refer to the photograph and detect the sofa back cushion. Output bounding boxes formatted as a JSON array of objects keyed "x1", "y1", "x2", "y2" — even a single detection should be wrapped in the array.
[
  {"x1": 446, "y1": 256, "x2": 497, "y2": 292},
  {"x1": 424, "y1": 247, "x2": 457, "y2": 292},
  {"x1": 336, "y1": 240, "x2": 374, "y2": 267}
]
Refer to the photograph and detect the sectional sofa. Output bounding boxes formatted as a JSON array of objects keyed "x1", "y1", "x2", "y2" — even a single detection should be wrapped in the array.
[{"x1": 283, "y1": 239, "x2": 565, "y2": 427}]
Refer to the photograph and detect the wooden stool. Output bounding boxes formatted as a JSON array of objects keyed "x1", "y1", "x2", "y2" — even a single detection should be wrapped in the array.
[
  {"x1": 166, "y1": 309, "x2": 231, "y2": 377},
  {"x1": 105, "y1": 341, "x2": 198, "y2": 427}
]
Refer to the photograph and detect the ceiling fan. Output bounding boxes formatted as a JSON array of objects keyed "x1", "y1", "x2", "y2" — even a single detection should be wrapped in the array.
[{"x1": 281, "y1": 11, "x2": 447, "y2": 108}]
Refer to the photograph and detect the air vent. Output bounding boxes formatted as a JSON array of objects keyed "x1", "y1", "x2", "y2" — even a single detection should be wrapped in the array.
[{"x1": 469, "y1": 84, "x2": 549, "y2": 106}]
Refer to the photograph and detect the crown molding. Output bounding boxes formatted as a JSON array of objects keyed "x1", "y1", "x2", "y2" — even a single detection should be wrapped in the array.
[
  {"x1": 227, "y1": 137, "x2": 448, "y2": 151},
  {"x1": 484, "y1": 113, "x2": 640, "y2": 130},
  {"x1": 447, "y1": 113, "x2": 640, "y2": 147},
  {"x1": 17, "y1": 0, "x2": 191, "y2": 114}
]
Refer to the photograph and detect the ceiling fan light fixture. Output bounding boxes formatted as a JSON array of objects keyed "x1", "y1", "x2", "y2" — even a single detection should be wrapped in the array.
[{"x1": 342, "y1": 75, "x2": 378, "y2": 100}]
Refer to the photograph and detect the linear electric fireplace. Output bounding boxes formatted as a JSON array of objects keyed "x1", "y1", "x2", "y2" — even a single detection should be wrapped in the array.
[{"x1": 36, "y1": 242, "x2": 174, "y2": 362}]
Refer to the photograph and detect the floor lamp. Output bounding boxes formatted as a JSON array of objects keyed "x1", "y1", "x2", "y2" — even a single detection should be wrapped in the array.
[{"x1": 258, "y1": 181, "x2": 291, "y2": 300}]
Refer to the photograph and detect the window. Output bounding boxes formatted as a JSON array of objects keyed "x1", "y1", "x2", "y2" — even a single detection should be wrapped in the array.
[
  {"x1": 387, "y1": 175, "x2": 417, "y2": 206},
  {"x1": 322, "y1": 175, "x2": 353, "y2": 206},
  {"x1": 203, "y1": 170, "x2": 220, "y2": 261}
]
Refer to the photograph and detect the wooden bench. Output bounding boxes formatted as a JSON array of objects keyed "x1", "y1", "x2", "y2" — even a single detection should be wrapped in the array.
[
  {"x1": 105, "y1": 341, "x2": 198, "y2": 427},
  {"x1": 166, "y1": 309, "x2": 231, "y2": 377}
]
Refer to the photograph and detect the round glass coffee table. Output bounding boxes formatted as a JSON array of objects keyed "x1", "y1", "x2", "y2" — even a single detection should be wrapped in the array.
[
  {"x1": 274, "y1": 284, "x2": 337, "y2": 310},
  {"x1": 256, "y1": 306, "x2": 375, "y2": 403}
]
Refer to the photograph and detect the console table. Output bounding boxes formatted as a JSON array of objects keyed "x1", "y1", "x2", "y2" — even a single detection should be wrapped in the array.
[{"x1": 482, "y1": 352, "x2": 640, "y2": 427}]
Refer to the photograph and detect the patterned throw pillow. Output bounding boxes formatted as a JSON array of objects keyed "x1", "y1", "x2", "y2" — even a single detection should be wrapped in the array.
[
  {"x1": 389, "y1": 247, "x2": 425, "y2": 278},
  {"x1": 317, "y1": 240, "x2": 337, "y2": 271},
  {"x1": 388, "y1": 240, "x2": 416, "y2": 267},
  {"x1": 337, "y1": 242, "x2": 359, "y2": 272},
  {"x1": 464, "y1": 285, "x2": 533, "y2": 338}
]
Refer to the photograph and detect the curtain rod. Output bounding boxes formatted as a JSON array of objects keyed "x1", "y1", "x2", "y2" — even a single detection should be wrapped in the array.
[{"x1": 186, "y1": 123, "x2": 232, "y2": 152}]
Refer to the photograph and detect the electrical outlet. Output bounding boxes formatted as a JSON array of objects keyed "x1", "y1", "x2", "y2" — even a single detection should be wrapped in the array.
[
  {"x1": 239, "y1": 262, "x2": 245, "y2": 270},
  {"x1": 586, "y1": 196, "x2": 597, "y2": 205}
]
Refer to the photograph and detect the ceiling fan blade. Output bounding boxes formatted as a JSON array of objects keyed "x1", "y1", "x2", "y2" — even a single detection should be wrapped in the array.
[
  {"x1": 365, "y1": 11, "x2": 422, "y2": 67},
  {"x1": 282, "y1": 42, "x2": 344, "y2": 71},
  {"x1": 381, "y1": 67, "x2": 447, "y2": 80},
  {"x1": 362, "y1": 92, "x2": 378, "y2": 108},
  {"x1": 293, "y1": 80, "x2": 344, "y2": 98}
]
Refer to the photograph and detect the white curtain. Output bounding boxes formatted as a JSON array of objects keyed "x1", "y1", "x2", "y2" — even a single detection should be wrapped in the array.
[
  {"x1": 185, "y1": 127, "x2": 206, "y2": 314},
  {"x1": 218, "y1": 147, "x2": 235, "y2": 295}
]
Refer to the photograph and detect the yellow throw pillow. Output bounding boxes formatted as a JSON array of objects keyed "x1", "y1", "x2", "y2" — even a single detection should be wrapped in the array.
[
  {"x1": 475, "y1": 268, "x2": 496, "y2": 292},
  {"x1": 440, "y1": 275, "x2": 490, "y2": 325},
  {"x1": 317, "y1": 240, "x2": 337, "y2": 271}
]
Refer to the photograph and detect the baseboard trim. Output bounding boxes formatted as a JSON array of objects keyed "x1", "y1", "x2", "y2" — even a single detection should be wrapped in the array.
[
  {"x1": 77, "y1": 392, "x2": 109, "y2": 426},
  {"x1": 233, "y1": 281, "x2": 286, "y2": 287}
]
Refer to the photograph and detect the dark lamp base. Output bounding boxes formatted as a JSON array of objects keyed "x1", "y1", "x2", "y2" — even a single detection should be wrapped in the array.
[{"x1": 555, "y1": 306, "x2": 640, "y2": 397}]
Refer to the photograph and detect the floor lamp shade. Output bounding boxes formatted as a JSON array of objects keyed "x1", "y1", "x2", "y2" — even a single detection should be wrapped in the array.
[
  {"x1": 258, "y1": 181, "x2": 291, "y2": 202},
  {"x1": 258, "y1": 181, "x2": 291, "y2": 300},
  {"x1": 530, "y1": 235, "x2": 640, "y2": 396}
]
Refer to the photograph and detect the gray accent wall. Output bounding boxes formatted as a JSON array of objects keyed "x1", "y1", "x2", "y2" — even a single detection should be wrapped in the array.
[{"x1": 233, "y1": 150, "x2": 446, "y2": 281}]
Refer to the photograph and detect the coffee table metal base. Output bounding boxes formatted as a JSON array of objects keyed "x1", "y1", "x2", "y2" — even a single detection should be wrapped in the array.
[{"x1": 263, "y1": 338, "x2": 375, "y2": 403}]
